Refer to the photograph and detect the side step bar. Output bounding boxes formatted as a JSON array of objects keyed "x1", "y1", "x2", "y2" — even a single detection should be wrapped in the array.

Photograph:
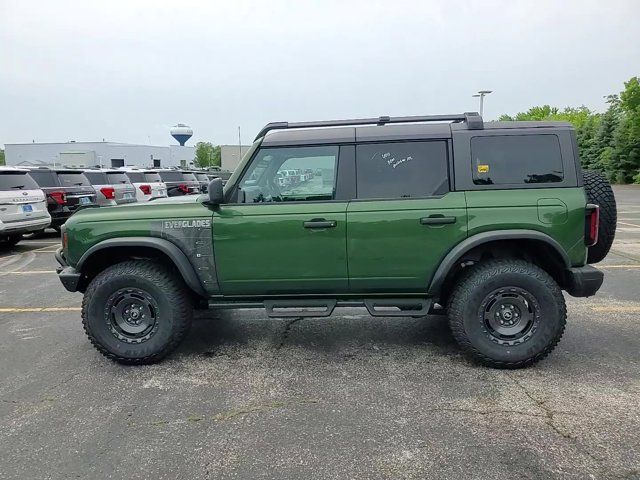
[{"x1": 208, "y1": 298, "x2": 433, "y2": 318}]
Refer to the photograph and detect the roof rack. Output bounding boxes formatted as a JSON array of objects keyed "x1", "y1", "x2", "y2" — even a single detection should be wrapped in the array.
[{"x1": 255, "y1": 112, "x2": 483, "y2": 140}]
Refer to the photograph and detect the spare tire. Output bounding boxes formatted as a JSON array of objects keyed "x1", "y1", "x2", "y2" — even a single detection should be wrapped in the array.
[{"x1": 583, "y1": 170, "x2": 617, "y2": 264}]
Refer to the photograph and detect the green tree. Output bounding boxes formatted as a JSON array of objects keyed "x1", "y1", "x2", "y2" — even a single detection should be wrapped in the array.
[
  {"x1": 0, "y1": 149, "x2": 5, "y2": 166},
  {"x1": 194, "y1": 142, "x2": 221, "y2": 168},
  {"x1": 615, "y1": 77, "x2": 640, "y2": 183}
]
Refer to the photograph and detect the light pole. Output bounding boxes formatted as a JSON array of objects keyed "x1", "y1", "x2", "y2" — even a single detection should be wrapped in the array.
[{"x1": 472, "y1": 90, "x2": 492, "y2": 116}]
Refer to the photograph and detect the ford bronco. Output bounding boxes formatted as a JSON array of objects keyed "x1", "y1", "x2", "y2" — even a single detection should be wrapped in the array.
[{"x1": 55, "y1": 113, "x2": 616, "y2": 368}]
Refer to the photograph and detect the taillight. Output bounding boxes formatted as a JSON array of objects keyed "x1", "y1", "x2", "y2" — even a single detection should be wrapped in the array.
[
  {"x1": 62, "y1": 231, "x2": 68, "y2": 250},
  {"x1": 100, "y1": 186, "x2": 115, "y2": 199},
  {"x1": 586, "y1": 204, "x2": 600, "y2": 247},
  {"x1": 139, "y1": 184, "x2": 152, "y2": 195},
  {"x1": 50, "y1": 191, "x2": 67, "y2": 205},
  {"x1": 178, "y1": 183, "x2": 189, "y2": 194}
]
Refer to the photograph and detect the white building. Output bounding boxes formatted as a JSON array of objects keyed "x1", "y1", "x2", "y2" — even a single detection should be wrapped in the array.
[
  {"x1": 220, "y1": 144, "x2": 252, "y2": 172},
  {"x1": 5, "y1": 141, "x2": 195, "y2": 169}
]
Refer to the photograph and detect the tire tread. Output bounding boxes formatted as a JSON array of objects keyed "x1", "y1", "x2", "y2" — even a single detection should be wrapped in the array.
[{"x1": 447, "y1": 259, "x2": 566, "y2": 369}]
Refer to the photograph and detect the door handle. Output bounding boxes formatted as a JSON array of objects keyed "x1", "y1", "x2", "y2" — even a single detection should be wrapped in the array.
[
  {"x1": 303, "y1": 218, "x2": 337, "y2": 229},
  {"x1": 420, "y1": 215, "x2": 456, "y2": 225}
]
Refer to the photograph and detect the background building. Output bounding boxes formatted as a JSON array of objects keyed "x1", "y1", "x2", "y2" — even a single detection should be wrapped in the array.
[
  {"x1": 5, "y1": 124, "x2": 196, "y2": 169},
  {"x1": 220, "y1": 144, "x2": 252, "y2": 172}
]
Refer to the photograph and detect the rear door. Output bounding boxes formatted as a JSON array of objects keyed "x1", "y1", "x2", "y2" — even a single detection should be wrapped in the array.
[{"x1": 346, "y1": 140, "x2": 467, "y2": 293}]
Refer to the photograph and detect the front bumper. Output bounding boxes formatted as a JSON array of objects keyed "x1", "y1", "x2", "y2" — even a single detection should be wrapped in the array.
[
  {"x1": 565, "y1": 265, "x2": 604, "y2": 297},
  {"x1": 55, "y1": 247, "x2": 81, "y2": 292}
]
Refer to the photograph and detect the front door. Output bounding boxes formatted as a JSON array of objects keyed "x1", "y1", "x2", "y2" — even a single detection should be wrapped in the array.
[
  {"x1": 346, "y1": 140, "x2": 467, "y2": 293},
  {"x1": 213, "y1": 145, "x2": 348, "y2": 295}
]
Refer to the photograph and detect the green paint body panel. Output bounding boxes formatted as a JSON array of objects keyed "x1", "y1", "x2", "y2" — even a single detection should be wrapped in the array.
[
  {"x1": 212, "y1": 202, "x2": 348, "y2": 294},
  {"x1": 63, "y1": 185, "x2": 588, "y2": 298},
  {"x1": 346, "y1": 193, "x2": 468, "y2": 292},
  {"x1": 465, "y1": 187, "x2": 587, "y2": 266},
  {"x1": 64, "y1": 195, "x2": 214, "y2": 267}
]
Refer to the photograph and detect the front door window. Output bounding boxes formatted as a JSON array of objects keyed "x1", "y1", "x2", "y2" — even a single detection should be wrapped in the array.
[{"x1": 237, "y1": 146, "x2": 338, "y2": 203}]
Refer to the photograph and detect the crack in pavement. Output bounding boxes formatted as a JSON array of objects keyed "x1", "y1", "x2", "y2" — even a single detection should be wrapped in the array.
[
  {"x1": 276, "y1": 317, "x2": 304, "y2": 349},
  {"x1": 505, "y1": 372, "x2": 606, "y2": 474}
]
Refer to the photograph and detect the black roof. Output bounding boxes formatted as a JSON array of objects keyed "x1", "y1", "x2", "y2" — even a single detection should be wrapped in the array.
[{"x1": 258, "y1": 113, "x2": 574, "y2": 146}]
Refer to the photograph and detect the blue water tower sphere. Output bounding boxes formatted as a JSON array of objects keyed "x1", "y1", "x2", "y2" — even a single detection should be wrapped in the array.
[{"x1": 170, "y1": 124, "x2": 193, "y2": 146}]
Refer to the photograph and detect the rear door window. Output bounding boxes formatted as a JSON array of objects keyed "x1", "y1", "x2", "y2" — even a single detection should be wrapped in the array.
[
  {"x1": 27, "y1": 170, "x2": 59, "y2": 187},
  {"x1": 355, "y1": 141, "x2": 449, "y2": 199},
  {"x1": 471, "y1": 134, "x2": 564, "y2": 185},
  {"x1": 0, "y1": 172, "x2": 40, "y2": 191},
  {"x1": 57, "y1": 172, "x2": 91, "y2": 187},
  {"x1": 84, "y1": 172, "x2": 108, "y2": 184},
  {"x1": 182, "y1": 172, "x2": 197, "y2": 182}
]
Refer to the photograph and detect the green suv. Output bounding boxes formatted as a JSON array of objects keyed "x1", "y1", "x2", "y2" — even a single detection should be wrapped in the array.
[{"x1": 55, "y1": 113, "x2": 616, "y2": 368}]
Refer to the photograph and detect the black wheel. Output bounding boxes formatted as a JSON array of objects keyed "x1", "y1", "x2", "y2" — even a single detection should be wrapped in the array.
[
  {"x1": 583, "y1": 170, "x2": 617, "y2": 264},
  {"x1": 82, "y1": 260, "x2": 193, "y2": 364},
  {"x1": 0, "y1": 234, "x2": 21, "y2": 249},
  {"x1": 447, "y1": 259, "x2": 566, "y2": 368}
]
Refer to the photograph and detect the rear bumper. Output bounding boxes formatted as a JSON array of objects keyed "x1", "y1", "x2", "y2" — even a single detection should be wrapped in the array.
[
  {"x1": 565, "y1": 265, "x2": 603, "y2": 297},
  {"x1": 0, "y1": 216, "x2": 51, "y2": 234},
  {"x1": 55, "y1": 247, "x2": 81, "y2": 292}
]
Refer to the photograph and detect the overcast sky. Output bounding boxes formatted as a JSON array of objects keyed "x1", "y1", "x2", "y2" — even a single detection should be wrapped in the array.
[{"x1": 1, "y1": 0, "x2": 638, "y2": 147}]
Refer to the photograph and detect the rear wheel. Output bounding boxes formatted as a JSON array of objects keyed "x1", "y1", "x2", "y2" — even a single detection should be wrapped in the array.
[
  {"x1": 447, "y1": 259, "x2": 566, "y2": 368},
  {"x1": 583, "y1": 170, "x2": 617, "y2": 264},
  {"x1": 82, "y1": 260, "x2": 193, "y2": 364}
]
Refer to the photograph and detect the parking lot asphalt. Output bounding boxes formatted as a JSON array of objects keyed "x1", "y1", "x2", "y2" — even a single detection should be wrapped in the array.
[{"x1": 1, "y1": 187, "x2": 639, "y2": 480}]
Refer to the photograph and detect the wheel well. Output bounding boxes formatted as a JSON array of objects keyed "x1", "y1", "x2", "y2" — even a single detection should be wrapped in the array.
[
  {"x1": 77, "y1": 246, "x2": 184, "y2": 293},
  {"x1": 438, "y1": 239, "x2": 568, "y2": 304}
]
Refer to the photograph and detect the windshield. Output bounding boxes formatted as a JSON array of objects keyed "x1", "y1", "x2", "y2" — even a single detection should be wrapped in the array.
[
  {"x1": 106, "y1": 172, "x2": 130, "y2": 184},
  {"x1": 57, "y1": 172, "x2": 91, "y2": 187},
  {"x1": 84, "y1": 171, "x2": 108, "y2": 184},
  {"x1": 144, "y1": 172, "x2": 162, "y2": 183},
  {"x1": 27, "y1": 170, "x2": 58, "y2": 187},
  {"x1": 0, "y1": 171, "x2": 40, "y2": 191},
  {"x1": 124, "y1": 171, "x2": 145, "y2": 183},
  {"x1": 158, "y1": 171, "x2": 183, "y2": 182},
  {"x1": 182, "y1": 173, "x2": 197, "y2": 182}
]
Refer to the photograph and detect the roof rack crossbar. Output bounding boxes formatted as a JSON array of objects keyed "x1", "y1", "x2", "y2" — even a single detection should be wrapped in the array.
[{"x1": 255, "y1": 112, "x2": 482, "y2": 140}]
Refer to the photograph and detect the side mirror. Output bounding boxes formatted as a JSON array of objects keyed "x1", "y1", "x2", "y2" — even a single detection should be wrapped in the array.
[{"x1": 207, "y1": 177, "x2": 224, "y2": 205}]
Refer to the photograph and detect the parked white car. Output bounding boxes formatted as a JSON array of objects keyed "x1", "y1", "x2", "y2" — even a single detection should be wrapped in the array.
[
  {"x1": 120, "y1": 169, "x2": 168, "y2": 202},
  {"x1": 0, "y1": 167, "x2": 51, "y2": 247}
]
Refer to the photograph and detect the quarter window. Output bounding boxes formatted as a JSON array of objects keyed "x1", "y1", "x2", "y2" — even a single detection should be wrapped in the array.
[
  {"x1": 238, "y1": 146, "x2": 338, "y2": 203},
  {"x1": 471, "y1": 134, "x2": 564, "y2": 185},
  {"x1": 355, "y1": 141, "x2": 449, "y2": 199}
]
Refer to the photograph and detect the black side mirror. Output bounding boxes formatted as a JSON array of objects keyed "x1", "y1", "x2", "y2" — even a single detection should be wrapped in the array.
[{"x1": 207, "y1": 177, "x2": 224, "y2": 205}]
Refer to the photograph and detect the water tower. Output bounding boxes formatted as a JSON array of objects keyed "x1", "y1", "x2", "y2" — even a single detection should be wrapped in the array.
[{"x1": 170, "y1": 124, "x2": 193, "y2": 146}]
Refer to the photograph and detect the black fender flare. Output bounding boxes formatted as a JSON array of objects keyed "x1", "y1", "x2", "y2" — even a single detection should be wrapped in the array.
[
  {"x1": 77, "y1": 237, "x2": 207, "y2": 296},
  {"x1": 427, "y1": 229, "x2": 571, "y2": 296}
]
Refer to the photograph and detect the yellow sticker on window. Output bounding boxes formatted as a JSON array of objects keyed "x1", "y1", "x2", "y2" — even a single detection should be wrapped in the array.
[{"x1": 477, "y1": 164, "x2": 489, "y2": 173}]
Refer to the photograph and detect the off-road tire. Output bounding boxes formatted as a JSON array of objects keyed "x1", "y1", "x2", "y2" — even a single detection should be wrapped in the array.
[
  {"x1": 583, "y1": 170, "x2": 616, "y2": 264},
  {"x1": 82, "y1": 260, "x2": 193, "y2": 365},
  {"x1": 447, "y1": 259, "x2": 566, "y2": 369}
]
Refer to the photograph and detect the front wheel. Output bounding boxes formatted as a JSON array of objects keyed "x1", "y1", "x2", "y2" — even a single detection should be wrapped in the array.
[
  {"x1": 82, "y1": 260, "x2": 193, "y2": 364},
  {"x1": 447, "y1": 259, "x2": 566, "y2": 368}
]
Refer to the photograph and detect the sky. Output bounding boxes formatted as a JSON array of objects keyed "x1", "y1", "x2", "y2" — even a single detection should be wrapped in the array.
[{"x1": 1, "y1": 0, "x2": 639, "y2": 147}]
